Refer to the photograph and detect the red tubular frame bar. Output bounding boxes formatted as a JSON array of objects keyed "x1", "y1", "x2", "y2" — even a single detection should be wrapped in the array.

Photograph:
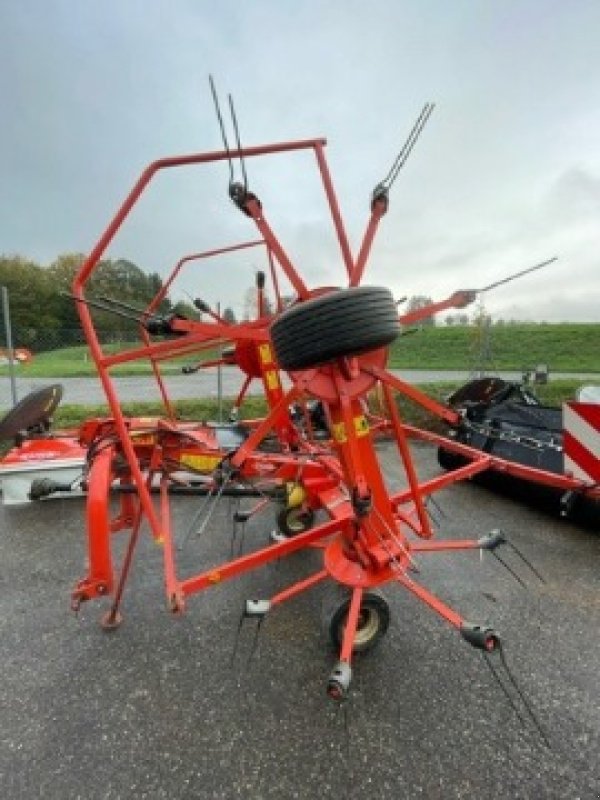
[
  {"x1": 72, "y1": 139, "x2": 333, "y2": 541},
  {"x1": 402, "y1": 424, "x2": 600, "y2": 500},
  {"x1": 141, "y1": 239, "x2": 268, "y2": 417}
]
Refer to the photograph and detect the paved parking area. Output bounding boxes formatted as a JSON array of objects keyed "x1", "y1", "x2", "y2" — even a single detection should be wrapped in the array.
[{"x1": 0, "y1": 442, "x2": 598, "y2": 799}]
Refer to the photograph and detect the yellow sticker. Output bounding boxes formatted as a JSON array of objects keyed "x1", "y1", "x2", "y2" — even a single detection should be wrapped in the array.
[
  {"x1": 265, "y1": 369, "x2": 280, "y2": 390},
  {"x1": 331, "y1": 416, "x2": 369, "y2": 443},
  {"x1": 179, "y1": 454, "x2": 222, "y2": 472},
  {"x1": 354, "y1": 415, "x2": 370, "y2": 437},
  {"x1": 258, "y1": 343, "x2": 273, "y2": 365},
  {"x1": 331, "y1": 421, "x2": 347, "y2": 443}
]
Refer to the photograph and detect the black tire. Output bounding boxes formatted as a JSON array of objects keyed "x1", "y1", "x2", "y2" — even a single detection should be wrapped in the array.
[
  {"x1": 276, "y1": 505, "x2": 315, "y2": 536},
  {"x1": 329, "y1": 590, "x2": 390, "y2": 653},
  {"x1": 437, "y1": 447, "x2": 468, "y2": 471},
  {"x1": 270, "y1": 286, "x2": 399, "y2": 371}
]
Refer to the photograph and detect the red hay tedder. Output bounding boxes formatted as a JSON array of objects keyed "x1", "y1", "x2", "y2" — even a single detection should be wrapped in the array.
[
  {"x1": 65, "y1": 101, "x2": 536, "y2": 704},
  {"x1": 2, "y1": 97, "x2": 597, "y2": 718}
]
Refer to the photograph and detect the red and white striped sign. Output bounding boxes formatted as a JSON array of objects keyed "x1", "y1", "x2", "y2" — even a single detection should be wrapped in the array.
[{"x1": 563, "y1": 402, "x2": 600, "y2": 483}]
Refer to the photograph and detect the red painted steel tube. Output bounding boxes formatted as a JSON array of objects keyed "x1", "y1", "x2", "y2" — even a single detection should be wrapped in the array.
[
  {"x1": 141, "y1": 240, "x2": 269, "y2": 415},
  {"x1": 98, "y1": 324, "x2": 268, "y2": 368},
  {"x1": 73, "y1": 140, "x2": 326, "y2": 293},
  {"x1": 411, "y1": 539, "x2": 482, "y2": 552},
  {"x1": 270, "y1": 569, "x2": 329, "y2": 608},
  {"x1": 104, "y1": 506, "x2": 144, "y2": 620},
  {"x1": 73, "y1": 446, "x2": 115, "y2": 601},
  {"x1": 145, "y1": 240, "x2": 266, "y2": 317},
  {"x1": 404, "y1": 424, "x2": 600, "y2": 498},
  {"x1": 350, "y1": 197, "x2": 387, "y2": 287},
  {"x1": 395, "y1": 572, "x2": 464, "y2": 630},
  {"x1": 366, "y1": 367, "x2": 461, "y2": 426},
  {"x1": 391, "y1": 458, "x2": 492, "y2": 506},
  {"x1": 232, "y1": 373, "x2": 253, "y2": 411},
  {"x1": 398, "y1": 291, "x2": 476, "y2": 326},
  {"x1": 70, "y1": 141, "x2": 327, "y2": 542},
  {"x1": 242, "y1": 196, "x2": 309, "y2": 299},
  {"x1": 380, "y1": 378, "x2": 434, "y2": 539},
  {"x1": 313, "y1": 142, "x2": 355, "y2": 280},
  {"x1": 159, "y1": 477, "x2": 183, "y2": 611},
  {"x1": 180, "y1": 517, "x2": 347, "y2": 597},
  {"x1": 339, "y1": 586, "x2": 364, "y2": 663},
  {"x1": 267, "y1": 247, "x2": 283, "y2": 312},
  {"x1": 230, "y1": 382, "x2": 302, "y2": 467}
]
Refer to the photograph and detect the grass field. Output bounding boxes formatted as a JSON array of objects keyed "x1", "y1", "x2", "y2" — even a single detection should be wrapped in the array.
[
  {"x1": 388, "y1": 322, "x2": 599, "y2": 371},
  {"x1": 2, "y1": 343, "x2": 211, "y2": 378},
  {"x1": 49, "y1": 379, "x2": 583, "y2": 430},
  {"x1": 3, "y1": 323, "x2": 597, "y2": 378}
]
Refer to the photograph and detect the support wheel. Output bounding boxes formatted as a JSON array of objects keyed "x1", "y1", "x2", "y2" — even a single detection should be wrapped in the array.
[
  {"x1": 329, "y1": 590, "x2": 390, "y2": 653},
  {"x1": 276, "y1": 505, "x2": 315, "y2": 537},
  {"x1": 270, "y1": 286, "x2": 400, "y2": 371},
  {"x1": 437, "y1": 446, "x2": 468, "y2": 471}
]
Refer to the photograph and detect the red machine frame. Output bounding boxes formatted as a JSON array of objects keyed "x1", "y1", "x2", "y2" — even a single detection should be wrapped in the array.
[{"x1": 70, "y1": 132, "x2": 561, "y2": 701}]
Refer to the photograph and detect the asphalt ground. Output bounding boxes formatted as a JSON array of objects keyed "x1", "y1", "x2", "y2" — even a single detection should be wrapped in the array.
[{"x1": 0, "y1": 441, "x2": 599, "y2": 799}]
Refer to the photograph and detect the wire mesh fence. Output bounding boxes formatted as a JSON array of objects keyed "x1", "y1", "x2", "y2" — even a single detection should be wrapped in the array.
[{"x1": 4, "y1": 327, "x2": 142, "y2": 353}]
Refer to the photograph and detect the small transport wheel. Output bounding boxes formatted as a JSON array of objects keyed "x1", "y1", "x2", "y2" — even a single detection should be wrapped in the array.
[
  {"x1": 276, "y1": 505, "x2": 315, "y2": 537},
  {"x1": 270, "y1": 286, "x2": 400, "y2": 371},
  {"x1": 329, "y1": 590, "x2": 390, "y2": 653},
  {"x1": 437, "y1": 446, "x2": 468, "y2": 471}
]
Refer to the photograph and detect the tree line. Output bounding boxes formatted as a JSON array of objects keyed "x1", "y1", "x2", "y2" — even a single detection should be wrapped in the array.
[
  {"x1": 0, "y1": 253, "x2": 199, "y2": 351},
  {"x1": 0, "y1": 253, "x2": 547, "y2": 353}
]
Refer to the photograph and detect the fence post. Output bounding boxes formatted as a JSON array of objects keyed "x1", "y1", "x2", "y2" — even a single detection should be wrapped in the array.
[
  {"x1": 217, "y1": 301, "x2": 223, "y2": 421},
  {"x1": 1, "y1": 286, "x2": 18, "y2": 407}
]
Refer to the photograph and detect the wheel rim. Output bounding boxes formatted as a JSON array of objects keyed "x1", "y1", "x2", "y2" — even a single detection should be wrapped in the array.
[
  {"x1": 352, "y1": 607, "x2": 380, "y2": 647},
  {"x1": 286, "y1": 508, "x2": 310, "y2": 533}
]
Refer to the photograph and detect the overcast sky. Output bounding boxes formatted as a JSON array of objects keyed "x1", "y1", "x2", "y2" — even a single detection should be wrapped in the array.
[{"x1": 2, "y1": 1, "x2": 599, "y2": 322}]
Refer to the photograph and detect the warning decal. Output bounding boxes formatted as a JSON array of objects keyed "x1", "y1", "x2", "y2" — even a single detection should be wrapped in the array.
[{"x1": 563, "y1": 402, "x2": 600, "y2": 483}]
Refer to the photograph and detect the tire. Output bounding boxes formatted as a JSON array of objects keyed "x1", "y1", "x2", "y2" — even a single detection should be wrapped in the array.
[
  {"x1": 437, "y1": 447, "x2": 468, "y2": 471},
  {"x1": 329, "y1": 590, "x2": 390, "y2": 653},
  {"x1": 276, "y1": 505, "x2": 315, "y2": 536},
  {"x1": 270, "y1": 286, "x2": 399, "y2": 371}
]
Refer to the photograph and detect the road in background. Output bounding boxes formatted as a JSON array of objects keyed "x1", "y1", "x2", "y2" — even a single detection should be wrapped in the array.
[{"x1": 2, "y1": 368, "x2": 599, "y2": 407}]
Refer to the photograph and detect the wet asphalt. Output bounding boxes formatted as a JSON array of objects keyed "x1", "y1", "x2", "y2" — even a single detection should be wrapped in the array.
[{"x1": 0, "y1": 442, "x2": 599, "y2": 799}]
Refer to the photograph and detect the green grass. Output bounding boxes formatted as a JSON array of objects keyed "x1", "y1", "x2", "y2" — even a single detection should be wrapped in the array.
[
  {"x1": 3, "y1": 323, "x2": 597, "y2": 377},
  {"x1": 393, "y1": 379, "x2": 581, "y2": 433},
  {"x1": 53, "y1": 395, "x2": 268, "y2": 428},
  {"x1": 2, "y1": 343, "x2": 219, "y2": 377},
  {"x1": 389, "y1": 323, "x2": 599, "y2": 372},
  {"x1": 48, "y1": 380, "x2": 582, "y2": 431}
]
